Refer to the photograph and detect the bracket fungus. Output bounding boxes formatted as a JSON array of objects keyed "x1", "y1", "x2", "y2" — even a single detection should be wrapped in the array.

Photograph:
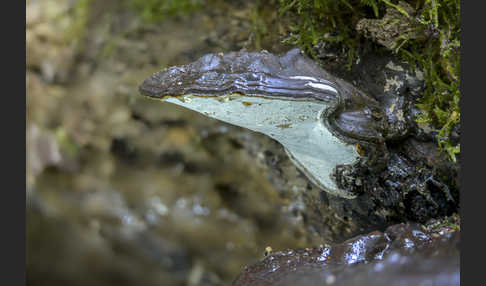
[{"x1": 139, "y1": 49, "x2": 390, "y2": 199}]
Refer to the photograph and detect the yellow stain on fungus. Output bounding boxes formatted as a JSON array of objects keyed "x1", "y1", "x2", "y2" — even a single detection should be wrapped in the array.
[{"x1": 276, "y1": 124, "x2": 292, "y2": 129}]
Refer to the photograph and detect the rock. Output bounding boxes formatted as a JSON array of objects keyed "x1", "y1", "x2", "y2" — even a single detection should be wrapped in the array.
[
  {"x1": 233, "y1": 219, "x2": 460, "y2": 286},
  {"x1": 27, "y1": 124, "x2": 62, "y2": 190}
]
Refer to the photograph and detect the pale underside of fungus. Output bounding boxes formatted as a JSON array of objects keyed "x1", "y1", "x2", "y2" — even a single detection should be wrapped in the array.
[{"x1": 139, "y1": 49, "x2": 387, "y2": 199}]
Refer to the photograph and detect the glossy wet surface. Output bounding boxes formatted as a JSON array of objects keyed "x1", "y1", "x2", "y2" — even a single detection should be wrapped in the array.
[{"x1": 233, "y1": 219, "x2": 460, "y2": 286}]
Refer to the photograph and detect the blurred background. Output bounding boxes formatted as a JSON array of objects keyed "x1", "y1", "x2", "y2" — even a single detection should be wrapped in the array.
[{"x1": 26, "y1": 0, "x2": 324, "y2": 285}]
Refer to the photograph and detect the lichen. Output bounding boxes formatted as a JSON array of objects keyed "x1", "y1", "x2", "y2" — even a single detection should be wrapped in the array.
[
  {"x1": 278, "y1": 0, "x2": 460, "y2": 162},
  {"x1": 356, "y1": 1, "x2": 424, "y2": 50}
]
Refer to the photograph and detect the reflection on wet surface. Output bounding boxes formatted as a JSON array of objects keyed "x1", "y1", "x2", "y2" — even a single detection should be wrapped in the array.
[{"x1": 233, "y1": 221, "x2": 460, "y2": 286}]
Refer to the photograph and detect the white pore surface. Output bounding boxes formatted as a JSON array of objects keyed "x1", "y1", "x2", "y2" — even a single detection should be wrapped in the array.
[{"x1": 165, "y1": 95, "x2": 359, "y2": 198}]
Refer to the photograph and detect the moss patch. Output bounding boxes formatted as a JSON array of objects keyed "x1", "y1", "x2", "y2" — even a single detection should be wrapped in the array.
[
  {"x1": 63, "y1": 0, "x2": 92, "y2": 47},
  {"x1": 127, "y1": 0, "x2": 204, "y2": 23},
  {"x1": 279, "y1": 0, "x2": 460, "y2": 162}
]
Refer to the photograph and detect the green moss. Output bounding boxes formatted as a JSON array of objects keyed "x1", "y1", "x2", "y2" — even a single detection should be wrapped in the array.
[
  {"x1": 63, "y1": 0, "x2": 92, "y2": 47},
  {"x1": 279, "y1": 0, "x2": 460, "y2": 161},
  {"x1": 279, "y1": 0, "x2": 377, "y2": 67},
  {"x1": 425, "y1": 214, "x2": 460, "y2": 232},
  {"x1": 55, "y1": 128, "x2": 79, "y2": 159},
  {"x1": 249, "y1": 3, "x2": 269, "y2": 51},
  {"x1": 127, "y1": 0, "x2": 204, "y2": 23},
  {"x1": 398, "y1": 0, "x2": 460, "y2": 162}
]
